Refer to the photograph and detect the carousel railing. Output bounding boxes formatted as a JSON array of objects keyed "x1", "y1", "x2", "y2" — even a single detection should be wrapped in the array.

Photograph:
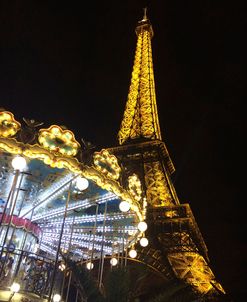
[
  {"x1": 0, "y1": 247, "x2": 54, "y2": 297},
  {"x1": 0, "y1": 246, "x2": 85, "y2": 302}
]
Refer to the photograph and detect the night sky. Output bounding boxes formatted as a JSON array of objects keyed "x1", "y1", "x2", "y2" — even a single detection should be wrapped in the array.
[{"x1": 0, "y1": 1, "x2": 245, "y2": 300}]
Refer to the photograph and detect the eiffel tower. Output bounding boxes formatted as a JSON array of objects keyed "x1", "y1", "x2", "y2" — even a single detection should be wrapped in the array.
[{"x1": 108, "y1": 9, "x2": 225, "y2": 299}]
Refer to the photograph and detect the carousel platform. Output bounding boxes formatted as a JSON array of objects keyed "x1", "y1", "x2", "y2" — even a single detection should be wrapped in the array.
[{"x1": 0, "y1": 289, "x2": 47, "y2": 301}]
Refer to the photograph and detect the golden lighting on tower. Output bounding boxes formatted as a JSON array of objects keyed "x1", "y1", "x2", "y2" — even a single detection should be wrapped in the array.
[{"x1": 118, "y1": 12, "x2": 161, "y2": 144}]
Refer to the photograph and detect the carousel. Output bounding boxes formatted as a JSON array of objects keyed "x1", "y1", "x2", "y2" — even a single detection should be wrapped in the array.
[{"x1": 0, "y1": 110, "x2": 148, "y2": 301}]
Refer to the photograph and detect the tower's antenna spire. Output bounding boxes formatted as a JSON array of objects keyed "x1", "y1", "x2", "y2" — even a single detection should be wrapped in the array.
[{"x1": 142, "y1": 7, "x2": 148, "y2": 21}]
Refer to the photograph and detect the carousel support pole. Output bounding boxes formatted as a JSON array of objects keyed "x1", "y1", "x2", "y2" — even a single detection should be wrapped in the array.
[
  {"x1": 60, "y1": 214, "x2": 75, "y2": 298},
  {"x1": 124, "y1": 227, "x2": 128, "y2": 267},
  {"x1": 13, "y1": 207, "x2": 35, "y2": 280},
  {"x1": 67, "y1": 215, "x2": 75, "y2": 253},
  {"x1": 60, "y1": 268, "x2": 67, "y2": 301},
  {"x1": 117, "y1": 239, "x2": 120, "y2": 264},
  {"x1": 89, "y1": 203, "x2": 98, "y2": 270},
  {"x1": 12, "y1": 178, "x2": 41, "y2": 281},
  {"x1": 8, "y1": 185, "x2": 27, "y2": 244},
  {"x1": 124, "y1": 247, "x2": 128, "y2": 267},
  {"x1": 121, "y1": 227, "x2": 125, "y2": 268},
  {"x1": 37, "y1": 227, "x2": 44, "y2": 252},
  {"x1": 9, "y1": 171, "x2": 31, "y2": 227},
  {"x1": 0, "y1": 171, "x2": 23, "y2": 277},
  {"x1": 65, "y1": 270, "x2": 72, "y2": 302},
  {"x1": 6, "y1": 176, "x2": 26, "y2": 276},
  {"x1": 98, "y1": 201, "x2": 107, "y2": 290},
  {"x1": 0, "y1": 170, "x2": 19, "y2": 258},
  {"x1": 0, "y1": 170, "x2": 19, "y2": 228},
  {"x1": 75, "y1": 288, "x2": 79, "y2": 302},
  {"x1": 48, "y1": 181, "x2": 72, "y2": 302}
]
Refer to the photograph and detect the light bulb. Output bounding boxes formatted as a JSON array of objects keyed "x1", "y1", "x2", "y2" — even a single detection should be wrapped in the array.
[
  {"x1": 140, "y1": 237, "x2": 149, "y2": 247},
  {"x1": 11, "y1": 156, "x2": 27, "y2": 171},
  {"x1": 10, "y1": 282, "x2": 20, "y2": 293},
  {"x1": 119, "y1": 201, "x2": 130, "y2": 212},
  {"x1": 137, "y1": 221, "x2": 147, "y2": 232},
  {"x1": 76, "y1": 177, "x2": 89, "y2": 191},
  {"x1": 86, "y1": 261, "x2": 94, "y2": 270},
  {"x1": 53, "y1": 294, "x2": 61, "y2": 302},
  {"x1": 129, "y1": 249, "x2": 137, "y2": 258},
  {"x1": 59, "y1": 263, "x2": 66, "y2": 271},
  {"x1": 110, "y1": 257, "x2": 118, "y2": 266}
]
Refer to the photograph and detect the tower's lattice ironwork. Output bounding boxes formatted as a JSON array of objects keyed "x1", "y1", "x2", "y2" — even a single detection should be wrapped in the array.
[{"x1": 110, "y1": 10, "x2": 225, "y2": 297}]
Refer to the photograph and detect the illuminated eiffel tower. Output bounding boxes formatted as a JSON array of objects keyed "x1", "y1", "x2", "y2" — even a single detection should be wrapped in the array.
[{"x1": 109, "y1": 9, "x2": 225, "y2": 298}]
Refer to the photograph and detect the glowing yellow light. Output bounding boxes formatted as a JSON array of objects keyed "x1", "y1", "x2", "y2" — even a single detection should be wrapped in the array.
[
  {"x1": 129, "y1": 249, "x2": 137, "y2": 258},
  {"x1": 10, "y1": 282, "x2": 20, "y2": 293},
  {"x1": 118, "y1": 23, "x2": 162, "y2": 144},
  {"x1": 59, "y1": 263, "x2": 66, "y2": 271},
  {"x1": 140, "y1": 237, "x2": 149, "y2": 247},
  {"x1": 138, "y1": 221, "x2": 147, "y2": 232},
  {"x1": 110, "y1": 257, "x2": 118, "y2": 266},
  {"x1": 53, "y1": 294, "x2": 61, "y2": 302},
  {"x1": 119, "y1": 201, "x2": 130, "y2": 212},
  {"x1": 128, "y1": 174, "x2": 142, "y2": 202},
  {"x1": 38, "y1": 125, "x2": 80, "y2": 156},
  {"x1": 76, "y1": 177, "x2": 89, "y2": 191},
  {"x1": 11, "y1": 156, "x2": 27, "y2": 171},
  {"x1": 93, "y1": 149, "x2": 121, "y2": 180},
  {"x1": 0, "y1": 111, "x2": 21, "y2": 138},
  {"x1": 165, "y1": 210, "x2": 178, "y2": 218},
  {"x1": 86, "y1": 262, "x2": 94, "y2": 270}
]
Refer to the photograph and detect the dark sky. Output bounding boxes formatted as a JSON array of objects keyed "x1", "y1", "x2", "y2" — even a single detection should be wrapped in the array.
[{"x1": 0, "y1": 1, "x2": 245, "y2": 300}]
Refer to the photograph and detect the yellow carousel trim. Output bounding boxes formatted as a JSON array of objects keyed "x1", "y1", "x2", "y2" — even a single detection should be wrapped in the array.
[
  {"x1": 0, "y1": 137, "x2": 143, "y2": 221},
  {"x1": 0, "y1": 111, "x2": 21, "y2": 138},
  {"x1": 38, "y1": 125, "x2": 80, "y2": 157}
]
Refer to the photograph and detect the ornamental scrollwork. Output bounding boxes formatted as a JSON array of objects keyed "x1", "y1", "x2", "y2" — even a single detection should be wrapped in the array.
[
  {"x1": 38, "y1": 125, "x2": 80, "y2": 157},
  {"x1": 93, "y1": 149, "x2": 121, "y2": 181},
  {"x1": 0, "y1": 111, "x2": 21, "y2": 138},
  {"x1": 17, "y1": 117, "x2": 44, "y2": 144}
]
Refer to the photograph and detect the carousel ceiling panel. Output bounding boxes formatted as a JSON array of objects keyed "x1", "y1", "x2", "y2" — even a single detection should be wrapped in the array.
[{"x1": 0, "y1": 150, "x2": 143, "y2": 260}]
